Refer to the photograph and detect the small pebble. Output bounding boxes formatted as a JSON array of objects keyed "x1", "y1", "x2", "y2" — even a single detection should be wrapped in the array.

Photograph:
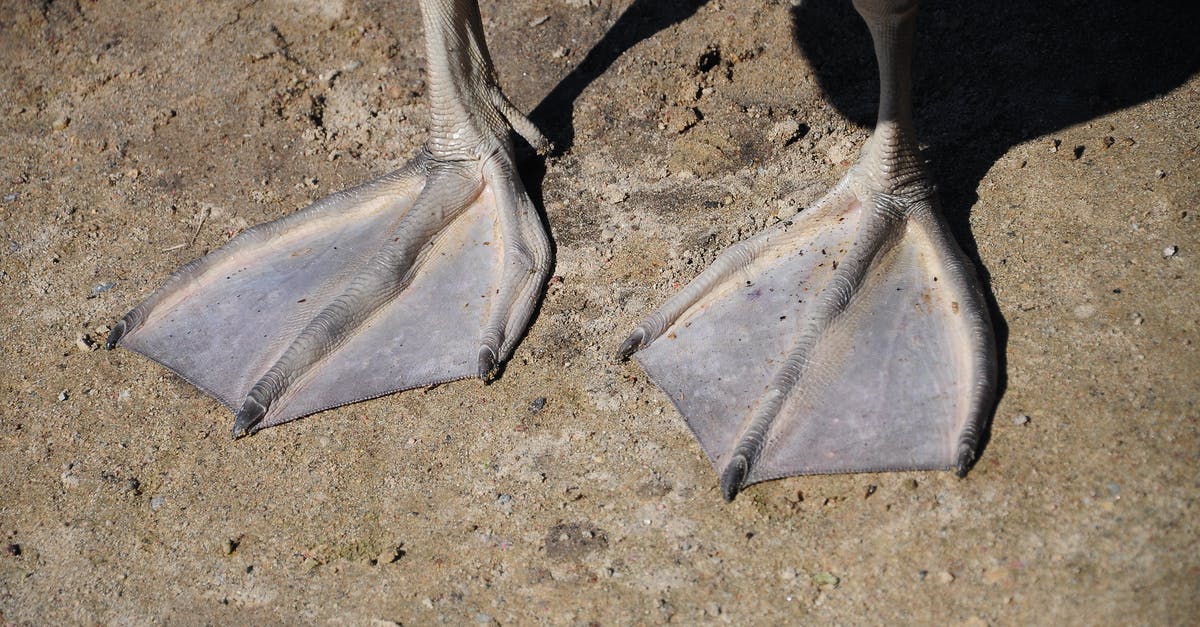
[
  {"x1": 2, "y1": 193, "x2": 17, "y2": 203},
  {"x1": 222, "y1": 537, "x2": 239, "y2": 555},
  {"x1": 811, "y1": 572, "x2": 840, "y2": 588},
  {"x1": 529, "y1": 15, "x2": 549, "y2": 27},
  {"x1": 376, "y1": 545, "x2": 402, "y2": 565},
  {"x1": 1013, "y1": 414, "x2": 1030, "y2": 426},
  {"x1": 5, "y1": 543, "x2": 20, "y2": 557},
  {"x1": 529, "y1": 397, "x2": 546, "y2": 413},
  {"x1": 768, "y1": 119, "x2": 802, "y2": 145},
  {"x1": 1162, "y1": 245, "x2": 1178, "y2": 259},
  {"x1": 1131, "y1": 313, "x2": 1144, "y2": 326},
  {"x1": 150, "y1": 495, "x2": 165, "y2": 511},
  {"x1": 60, "y1": 465, "x2": 80, "y2": 489},
  {"x1": 91, "y1": 281, "x2": 116, "y2": 296},
  {"x1": 1154, "y1": 169, "x2": 1166, "y2": 179},
  {"x1": 75, "y1": 333, "x2": 96, "y2": 352},
  {"x1": 551, "y1": 46, "x2": 569, "y2": 59},
  {"x1": 52, "y1": 114, "x2": 70, "y2": 131},
  {"x1": 599, "y1": 228, "x2": 615, "y2": 243},
  {"x1": 937, "y1": 570, "x2": 955, "y2": 584},
  {"x1": 474, "y1": 613, "x2": 493, "y2": 624},
  {"x1": 603, "y1": 186, "x2": 628, "y2": 204},
  {"x1": 58, "y1": 390, "x2": 69, "y2": 402}
]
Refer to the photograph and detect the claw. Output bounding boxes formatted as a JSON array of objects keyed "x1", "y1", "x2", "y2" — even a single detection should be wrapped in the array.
[
  {"x1": 105, "y1": 318, "x2": 127, "y2": 350},
  {"x1": 477, "y1": 345, "x2": 499, "y2": 382},
  {"x1": 955, "y1": 443, "x2": 976, "y2": 478},
  {"x1": 231, "y1": 396, "x2": 267, "y2": 439},
  {"x1": 720, "y1": 454, "x2": 749, "y2": 502},
  {"x1": 616, "y1": 327, "x2": 646, "y2": 361}
]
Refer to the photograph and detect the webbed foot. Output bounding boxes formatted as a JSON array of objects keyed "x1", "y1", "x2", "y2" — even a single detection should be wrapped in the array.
[
  {"x1": 621, "y1": 0, "x2": 997, "y2": 499},
  {"x1": 108, "y1": 0, "x2": 551, "y2": 436}
]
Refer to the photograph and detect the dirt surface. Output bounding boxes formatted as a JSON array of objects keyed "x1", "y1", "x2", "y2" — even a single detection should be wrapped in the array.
[{"x1": 2, "y1": 0, "x2": 1197, "y2": 623}]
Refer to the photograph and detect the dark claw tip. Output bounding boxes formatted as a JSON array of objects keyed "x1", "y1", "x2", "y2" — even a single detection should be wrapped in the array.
[
  {"x1": 231, "y1": 396, "x2": 268, "y2": 439},
  {"x1": 616, "y1": 328, "x2": 646, "y2": 361},
  {"x1": 477, "y1": 346, "x2": 499, "y2": 383},
  {"x1": 720, "y1": 455, "x2": 749, "y2": 502},
  {"x1": 105, "y1": 319, "x2": 128, "y2": 350},
  {"x1": 955, "y1": 445, "x2": 976, "y2": 478}
]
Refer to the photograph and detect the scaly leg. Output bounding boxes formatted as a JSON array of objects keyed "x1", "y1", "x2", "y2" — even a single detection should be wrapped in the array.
[
  {"x1": 620, "y1": 0, "x2": 996, "y2": 500},
  {"x1": 108, "y1": 0, "x2": 552, "y2": 437}
]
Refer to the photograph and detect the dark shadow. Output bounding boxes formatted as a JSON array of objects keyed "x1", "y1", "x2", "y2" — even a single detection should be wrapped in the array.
[
  {"x1": 792, "y1": 0, "x2": 1200, "y2": 468},
  {"x1": 528, "y1": 0, "x2": 709, "y2": 152},
  {"x1": 512, "y1": 0, "x2": 709, "y2": 343}
]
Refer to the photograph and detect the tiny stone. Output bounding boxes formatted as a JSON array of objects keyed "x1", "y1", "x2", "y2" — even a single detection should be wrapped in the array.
[
  {"x1": 474, "y1": 613, "x2": 493, "y2": 624},
  {"x1": 1154, "y1": 169, "x2": 1166, "y2": 179},
  {"x1": 600, "y1": 228, "x2": 615, "y2": 243},
  {"x1": 603, "y1": 186, "x2": 628, "y2": 204},
  {"x1": 661, "y1": 105, "x2": 699, "y2": 134},
  {"x1": 529, "y1": 397, "x2": 546, "y2": 413},
  {"x1": 376, "y1": 545, "x2": 402, "y2": 565},
  {"x1": 58, "y1": 390, "x2": 69, "y2": 402},
  {"x1": 529, "y1": 15, "x2": 549, "y2": 27},
  {"x1": 811, "y1": 572, "x2": 840, "y2": 588},
  {"x1": 1162, "y1": 245, "x2": 1178, "y2": 258},
  {"x1": 1131, "y1": 313, "x2": 1144, "y2": 325},
  {"x1": 222, "y1": 537, "x2": 238, "y2": 555},
  {"x1": 2, "y1": 193, "x2": 17, "y2": 203},
  {"x1": 937, "y1": 570, "x2": 955, "y2": 584},
  {"x1": 5, "y1": 543, "x2": 20, "y2": 557},
  {"x1": 60, "y1": 465, "x2": 80, "y2": 489},
  {"x1": 551, "y1": 46, "x2": 569, "y2": 59},
  {"x1": 75, "y1": 333, "x2": 96, "y2": 352},
  {"x1": 768, "y1": 119, "x2": 801, "y2": 145},
  {"x1": 150, "y1": 495, "x2": 165, "y2": 511},
  {"x1": 1013, "y1": 414, "x2": 1030, "y2": 426},
  {"x1": 780, "y1": 567, "x2": 797, "y2": 580},
  {"x1": 52, "y1": 114, "x2": 71, "y2": 131}
]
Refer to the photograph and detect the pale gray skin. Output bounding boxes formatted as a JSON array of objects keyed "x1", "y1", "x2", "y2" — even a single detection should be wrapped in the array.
[
  {"x1": 621, "y1": 0, "x2": 996, "y2": 500},
  {"x1": 107, "y1": 0, "x2": 552, "y2": 437},
  {"x1": 107, "y1": 0, "x2": 996, "y2": 500}
]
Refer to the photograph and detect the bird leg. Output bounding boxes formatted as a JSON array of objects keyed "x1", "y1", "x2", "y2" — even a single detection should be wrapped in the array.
[
  {"x1": 108, "y1": 0, "x2": 552, "y2": 437},
  {"x1": 620, "y1": 0, "x2": 996, "y2": 500}
]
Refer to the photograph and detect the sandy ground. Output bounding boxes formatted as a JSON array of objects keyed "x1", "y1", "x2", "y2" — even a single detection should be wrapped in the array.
[{"x1": 2, "y1": 0, "x2": 1197, "y2": 623}]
